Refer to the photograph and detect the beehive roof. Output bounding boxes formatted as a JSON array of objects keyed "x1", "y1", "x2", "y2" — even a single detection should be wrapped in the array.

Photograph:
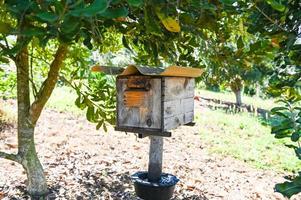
[{"x1": 91, "y1": 65, "x2": 203, "y2": 78}]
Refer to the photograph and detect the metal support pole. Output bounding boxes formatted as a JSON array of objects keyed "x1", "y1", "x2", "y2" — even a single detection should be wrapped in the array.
[{"x1": 148, "y1": 136, "x2": 164, "y2": 182}]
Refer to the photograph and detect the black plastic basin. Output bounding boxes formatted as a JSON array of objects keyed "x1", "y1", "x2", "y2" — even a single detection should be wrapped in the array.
[{"x1": 131, "y1": 171, "x2": 179, "y2": 200}]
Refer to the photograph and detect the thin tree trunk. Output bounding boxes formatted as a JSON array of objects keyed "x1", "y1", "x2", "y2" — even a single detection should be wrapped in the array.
[
  {"x1": 0, "y1": 15, "x2": 68, "y2": 197},
  {"x1": 230, "y1": 77, "x2": 243, "y2": 106},
  {"x1": 256, "y1": 83, "x2": 260, "y2": 98},
  {"x1": 16, "y1": 45, "x2": 48, "y2": 196},
  {"x1": 234, "y1": 89, "x2": 242, "y2": 106},
  {"x1": 19, "y1": 127, "x2": 48, "y2": 196}
]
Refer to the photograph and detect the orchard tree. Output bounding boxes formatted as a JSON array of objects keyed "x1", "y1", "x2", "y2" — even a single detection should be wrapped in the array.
[
  {"x1": 201, "y1": 13, "x2": 276, "y2": 105},
  {"x1": 0, "y1": 0, "x2": 242, "y2": 197}
]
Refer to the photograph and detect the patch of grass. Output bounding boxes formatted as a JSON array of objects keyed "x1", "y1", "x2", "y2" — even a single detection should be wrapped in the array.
[
  {"x1": 196, "y1": 109, "x2": 301, "y2": 172},
  {"x1": 197, "y1": 89, "x2": 278, "y2": 110},
  {"x1": 46, "y1": 86, "x2": 84, "y2": 115}
]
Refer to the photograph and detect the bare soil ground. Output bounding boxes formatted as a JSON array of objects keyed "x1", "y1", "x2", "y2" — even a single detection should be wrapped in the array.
[{"x1": 0, "y1": 101, "x2": 299, "y2": 200}]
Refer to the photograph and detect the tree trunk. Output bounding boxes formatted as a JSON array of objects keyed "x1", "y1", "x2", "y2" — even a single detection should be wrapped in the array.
[
  {"x1": 19, "y1": 127, "x2": 48, "y2": 196},
  {"x1": 256, "y1": 83, "x2": 260, "y2": 98},
  {"x1": 230, "y1": 77, "x2": 243, "y2": 106},
  {"x1": 16, "y1": 45, "x2": 48, "y2": 196},
  {"x1": 234, "y1": 89, "x2": 242, "y2": 106}
]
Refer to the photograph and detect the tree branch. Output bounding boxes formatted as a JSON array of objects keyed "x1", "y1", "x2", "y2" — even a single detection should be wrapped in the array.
[
  {"x1": 253, "y1": 3, "x2": 286, "y2": 32},
  {"x1": 0, "y1": 37, "x2": 16, "y2": 60},
  {"x1": 29, "y1": 43, "x2": 68, "y2": 124},
  {"x1": 30, "y1": 43, "x2": 38, "y2": 98},
  {"x1": 0, "y1": 151, "x2": 21, "y2": 163},
  {"x1": 0, "y1": 42, "x2": 7, "y2": 50}
]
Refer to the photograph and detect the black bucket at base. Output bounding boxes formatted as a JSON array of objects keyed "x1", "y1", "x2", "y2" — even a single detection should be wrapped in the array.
[{"x1": 131, "y1": 171, "x2": 179, "y2": 200}]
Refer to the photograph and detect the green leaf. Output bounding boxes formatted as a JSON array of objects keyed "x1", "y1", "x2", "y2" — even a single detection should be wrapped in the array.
[
  {"x1": 22, "y1": 27, "x2": 45, "y2": 37},
  {"x1": 86, "y1": 106, "x2": 95, "y2": 122},
  {"x1": 75, "y1": 95, "x2": 87, "y2": 110},
  {"x1": 96, "y1": 120, "x2": 103, "y2": 130},
  {"x1": 111, "y1": 0, "x2": 122, "y2": 4},
  {"x1": 271, "y1": 106, "x2": 289, "y2": 113},
  {"x1": 151, "y1": 42, "x2": 158, "y2": 64},
  {"x1": 237, "y1": 36, "x2": 244, "y2": 49},
  {"x1": 272, "y1": 111, "x2": 289, "y2": 119},
  {"x1": 103, "y1": 123, "x2": 108, "y2": 132},
  {"x1": 122, "y1": 35, "x2": 131, "y2": 51},
  {"x1": 219, "y1": 0, "x2": 236, "y2": 5},
  {"x1": 275, "y1": 177, "x2": 301, "y2": 198},
  {"x1": 61, "y1": 16, "x2": 80, "y2": 34},
  {"x1": 266, "y1": 0, "x2": 286, "y2": 12},
  {"x1": 100, "y1": 7, "x2": 128, "y2": 19},
  {"x1": 128, "y1": 0, "x2": 143, "y2": 7},
  {"x1": 295, "y1": 147, "x2": 301, "y2": 159},
  {"x1": 70, "y1": 0, "x2": 109, "y2": 17},
  {"x1": 75, "y1": 96, "x2": 81, "y2": 107},
  {"x1": 36, "y1": 12, "x2": 58, "y2": 23},
  {"x1": 0, "y1": 21, "x2": 12, "y2": 34},
  {"x1": 144, "y1": 6, "x2": 162, "y2": 36},
  {"x1": 83, "y1": 34, "x2": 93, "y2": 50},
  {"x1": 291, "y1": 132, "x2": 300, "y2": 142}
]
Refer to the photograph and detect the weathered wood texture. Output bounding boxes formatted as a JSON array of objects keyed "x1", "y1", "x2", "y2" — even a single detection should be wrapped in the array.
[
  {"x1": 117, "y1": 76, "x2": 161, "y2": 129},
  {"x1": 148, "y1": 136, "x2": 163, "y2": 182},
  {"x1": 163, "y1": 77, "x2": 194, "y2": 101},
  {"x1": 163, "y1": 77, "x2": 194, "y2": 130}
]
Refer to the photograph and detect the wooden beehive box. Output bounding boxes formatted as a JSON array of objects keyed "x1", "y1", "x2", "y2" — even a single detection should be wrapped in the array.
[{"x1": 113, "y1": 65, "x2": 203, "y2": 137}]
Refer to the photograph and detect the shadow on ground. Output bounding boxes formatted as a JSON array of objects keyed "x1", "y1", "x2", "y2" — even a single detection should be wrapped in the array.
[{"x1": 3, "y1": 167, "x2": 209, "y2": 200}]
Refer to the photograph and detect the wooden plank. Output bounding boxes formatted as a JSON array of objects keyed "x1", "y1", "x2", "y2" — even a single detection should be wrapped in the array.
[
  {"x1": 183, "y1": 111, "x2": 194, "y2": 124},
  {"x1": 127, "y1": 76, "x2": 151, "y2": 90},
  {"x1": 148, "y1": 136, "x2": 163, "y2": 182},
  {"x1": 182, "y1": 98, "x2": 194, "y2": 111},
  {"x1": 117, "y1": 76, "x2": 162, "y2": 129},
  {"x1": 164, "y1": 111, "x2": 194, "y2": 130},
  {"x1": 163, "y1": 98, "x2": 194, "y2": 118},
  {"x1": 163, "y1": 77, "x2": 194, "y2": 101},
  {"x1": 164, "y1": 114, "x2": 184, "y2": 130},
  {"x1": 115, "y1": 126, "x2": 171, "y2": 137},
  {"x1": 124, "y1": 90, "x2": 147, "y2": 107}
]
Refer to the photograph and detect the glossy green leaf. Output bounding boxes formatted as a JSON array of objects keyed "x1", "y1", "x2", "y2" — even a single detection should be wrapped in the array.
[
  {"x1": 103, "y1": 123, "x2": 108, "y2": 132},
  {"x1": 100, "y1": 7, "x2": 128, "y2": 19},
  {"x1": 61, "y1": 16, "x2": 80, "y2": 34},
  {"x1": 36, "y1": 12, "x2": 58, "y2": 23},
  {"x1": 70, "y1": 0, "x2": 109, "y2": 17},
  {"x1": 86, "y1": 106, "x2": 95, "y2": 122},
  {"x1": 271, "y1": 106, "x2": 289, "y2": 113},
  {"x1": 96, "y1": 120, "x2": 104, "y2": 130},
  {"x1": 128, "y1": 0, "x2": 143, "y2": 7},
  {"x1": 22, "y1": 27, "x2": 45, "y2": 37},
  {"x1": 291, "y1": 132, "x2": 300, "y2": 142},
  {"x1": 237, "y1": 36, "x2": 244, "y2": 49},
  {"x1": 275, "y1": 177, "x2": 301, "y2": 198},
  {"x1": 266, "y1": 0, "x2": 286, "y2": 12}
]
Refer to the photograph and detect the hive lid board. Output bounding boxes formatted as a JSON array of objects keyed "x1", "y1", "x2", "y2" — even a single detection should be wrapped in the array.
[{"x1": 91, "y1": 65, "x2": 203, "y2": 78}]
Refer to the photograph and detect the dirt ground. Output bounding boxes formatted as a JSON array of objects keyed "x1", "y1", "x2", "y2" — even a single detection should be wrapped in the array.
[{"x1": 0, "y1": 101, "x2": 299, "y2": 200}]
